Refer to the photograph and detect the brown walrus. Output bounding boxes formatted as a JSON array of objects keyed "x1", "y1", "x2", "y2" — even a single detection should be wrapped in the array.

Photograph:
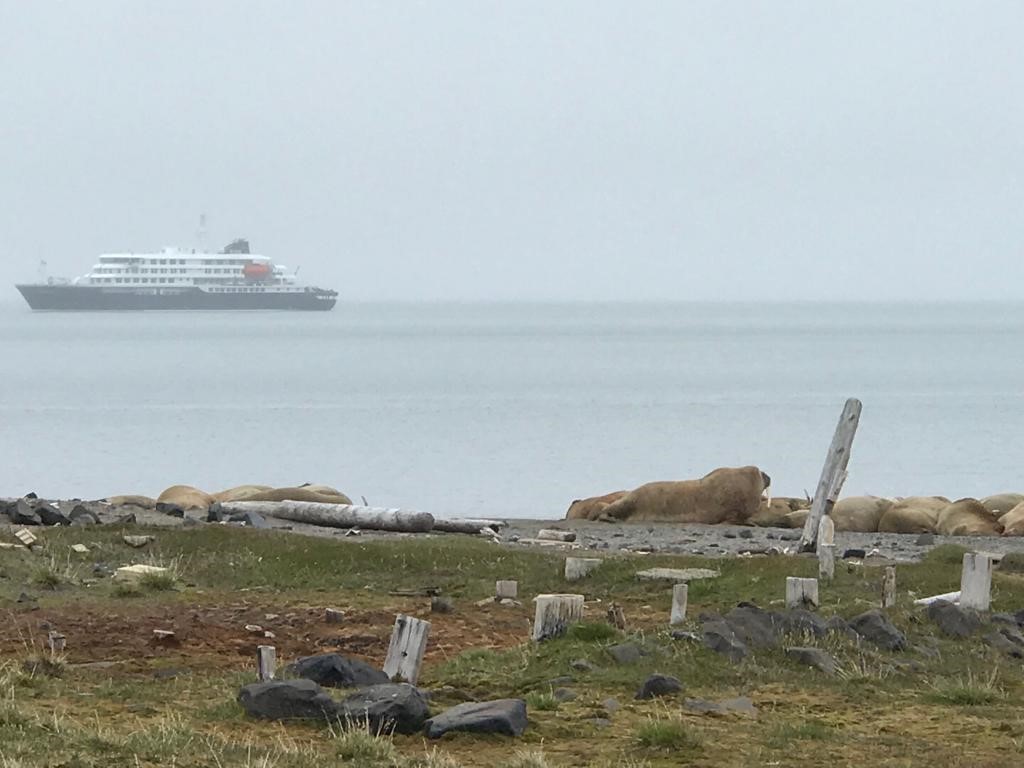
[
  {"x1": 228, "y1": 486, "x2": 354, "y2": 505},
  {"x1": 981, "y1": 493, "x2": 1024, "y2": 518},
  {"x1": 213, "y1": 485, "x2": 274, "y2": 502},
  {"x1": 597, "y1": 466, "x2": 770, "y2": 524},
  {"x1": 877, "y1": 496, "x2": 949, "y2": 534},
  {"x1": 832, "y1": 496, "x2": 892, "y2": 533},
  {"x1": 565, "y1": 491, "x2": 629, "y2": 521},
  {"x1": 157, "y1": 485, "x2": 216, "y2": 511},
  {"x1": 748, "y1": 497, "x2": 810, "y2": 528},
  {"x1": 1000, "y1": 502, "x2": 1024, "y2": 536},
  {"x1": 105, "y1": 494, "x2": 157, "y2": 509},
  {"x1": 935, "y1": 498, "x2": 1002, "y2": 536}
]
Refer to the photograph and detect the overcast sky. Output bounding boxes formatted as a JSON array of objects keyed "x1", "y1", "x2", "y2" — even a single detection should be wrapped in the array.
[{"x1": 2, "y1": 2, "x2": 1022, "y2": 301}]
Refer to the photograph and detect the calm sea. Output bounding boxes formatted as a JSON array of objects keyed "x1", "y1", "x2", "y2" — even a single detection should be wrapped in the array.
[{"x1": 1, "y1": 300, "x2": 1022, "y2": 517}]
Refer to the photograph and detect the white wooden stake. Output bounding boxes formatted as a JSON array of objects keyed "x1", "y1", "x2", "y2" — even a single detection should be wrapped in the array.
[
  {"x1": 882, "y1": 566, "x2": 896, "y2": 608},
  {"x1": 670, "y1": 583, "x2": 688, "y2": 626},
  {"x1": 496, "y1": 580, "x2": 518, "y2": 599},
  {"x1": 959, "y1": 553, "x2": 993, "y2": 611},
  {"x1": 48, "y1": 631, "x2": 65, "y2": 654},
  {"x1": 564, "y1": 557, "x2": 601, "y2": 581},
  {"x1": 532, "y1": 594, "x2": 584, "y2": 641},
  {"x1": 256, "y1": 645, "x2": 276, "y2": 681},
  {"x1": 818, "y1": 544, "x2": 835, "y2": 581},
  {"x1": 383, "y1": 614, "x2": 431, "y2": 684},
  {"x1": 785, "y1": 577, "x2": 819, "y2": 609}
]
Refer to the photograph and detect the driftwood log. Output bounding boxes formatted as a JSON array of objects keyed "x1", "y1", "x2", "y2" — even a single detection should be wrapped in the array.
[
  {"x1": 215, "y1": 501, "x2": 435, "y2": 533},
  {"x1": 431, "y1": 518, "x2": 507, "y2": 534}
]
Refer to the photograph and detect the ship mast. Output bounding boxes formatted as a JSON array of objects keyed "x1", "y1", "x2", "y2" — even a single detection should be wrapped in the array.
[{"x1": 196, "y1": 213, "x2": 208, "y2": 253}]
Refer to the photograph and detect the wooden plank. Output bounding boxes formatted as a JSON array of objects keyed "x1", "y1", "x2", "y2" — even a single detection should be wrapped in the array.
[
  {"x1": 215, "y1": 501, "x2": 435, "y2": 533},
  {"x1": 382, "y1": 614, "x2": 431, "y2": 684},
  {"x1": 432, "y1": 518, "x2": 507, "y2": 534},
  {"x1": 882, "y1": 566, "x2": 896, "y2": 608},
  {"x1": 799, "y1": 398, "x2": 862, "y2": 552},
  {"x1": 818, "y1": 544, "x2": 835, "y2": 581},
  {"x1": 959, "y1": 553, "x2": 993, "y2": 611},
  {"x1": 537, "y1": 529, "x2": 576, "y2": 542},
  {"x1": 785, "y1": 577, "x2": 819, "y2": 609},
  {"x1": 532, "y1": 594, "x2": 584, "y2": 641},
  {"x1": 913, "y1": 590, "x2": 961, "y2": 606},
  {"x1": 256, "y1": 645, "x2": 276, "y2": 681},
  {"x1": 670, "y1": 583, "x2": 688, "y2": 626}
]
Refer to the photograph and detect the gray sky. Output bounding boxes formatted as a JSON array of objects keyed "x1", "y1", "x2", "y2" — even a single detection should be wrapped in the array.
[{"x1": 2, "y1": 1, "x2": 1023, "y2": 301}]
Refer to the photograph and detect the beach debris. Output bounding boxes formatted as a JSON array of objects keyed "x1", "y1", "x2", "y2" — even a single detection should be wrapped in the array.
[
  {"x1": 565, "y1": 557, "x2": 602, "y2": 581},
  {"x1": 913, "y1": 590, "x2": 961, "y2": 606},
  {"x1": 532, "y1": 594, "x2": 584, "y2": 641},
  {"x1": 432, "y1": 518, "x2": 507, "y2": 534},
  {"x1": 635, "y1": 567, "x2": 719, "y2": 583},
  {"x1": 537, "y1": 529, "x2": 576, "y2": 542},
  {"x1": 256, "y1": 645, "x2": 276, "y2": 681},
  {"x1": 70, "y1": 544, "x2": 89, "y2": 554},
  {"x1": 213, "y1": 500, "x2": 434, "y2": 533},
  {"x1": 670, "y1": 583, "x2": 688, "y2": 626},
  {"x1": 0, "y1": 543, "x2": 26, "y2": 551},
  {"x1": 882, "y1": 566, "x2": 897, "y2": 608},
  {"x1": 517, "y1": 537, "x2": 578, "y2": 548},
  {"x1": 324, "y1": 608, "x2": 345, "y2": 624},
  {"x1": 14, "y1": 528, "x2": 38, "y2": 548},
  {"x1": 48, "y1": 631, "x2": 66, "y2": 654},
  {"x1": 786, "y1": 577, "x2": 820, "y2": 609},
  {"x1": 383, "y1": 614, "x2": 431, "y2": 685},
  {"x1": 152, "y1": 629, "x2": 176, "y2": 641},
  {"x1": 122, "y1": 535, "x2": 154, "y2": 548},
  {"x1": 263, "y1": 630, "x2": 276, "y2": 639},
  {"x1": 960, "y1": 552, "x2": 993, "y2": 611},
  {"x1": 245, "y1": 625, "x2": 264, "y2": 634},
  {"x1": 343, "y1": 528, "x2": 361, "y2": 536},
  {"x1": 113, "y1": 564, "x2": 168, "y2": 583},
  {"x1": 430, "y1": 595, "x2": 454, "y2": 614}
]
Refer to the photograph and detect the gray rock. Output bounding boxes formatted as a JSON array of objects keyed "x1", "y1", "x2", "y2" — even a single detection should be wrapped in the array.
[
  {"x1": 285, "y1": 653, "x2": 391, "y2": 688},
  {"x1": 570, "y1": 659, "x2": 595, "y2": 673},
  {"x1": 825, "y1": 615, "x2": 856, "y2": 638},
  {"x1": 915, "y1": 532, "x2": 935, "y2": 546},
  {"x1": 35, "y1": 502, "x2": 70, "y2": 526},
  {"x1": 207, "y1": 505, "x2": 225, "y2": 523},
  {"x1": 546, "y1": 676, "x2": 574, "y2": 687},
  {"x1": 990, "y1": 613, "x2": 1022, "y2": 627},
  {"x1": 590, "y1": 717, "x2": 612, "y2": 728},
  {"x1": 424, "y1": 699, "x2": 527, "y2": 739},
  {"x1": 702, "y1": 619, "x2": 748, "y2": 662},
  {"x1": 723, "y1": 604, "x2": 779, "y2": 648},
  {"x1": 739, "y1": 529, "x2": 754, "y2": 539},
  {"x1": 602, "y1": 698, "x2": 620, "y2": 713},
  {"x1": 117, "y1": 512, "x2": 138, "y2": 525},
  {"x1": 779, "y1": 533, "x2": 800, "y2": 541},
  {"x1": 607, "y1": 643, "x2": 644, "y2": 665},
  {"x1": 157, "y1": 502, "x2": 185, "y2": 518},
  {"x1": 238, "y1": 679, "x2": 337, "y2": 721},
  {"x1": 849, "y1": 610, "x2": 907, "y2": 651},
  {"x1": 11, "y1": 500, "x2": 41, "y2": 526},
  {"x1": 684, "y1": 696, "x2": 757, "y2": 717},
  {"x1": 552, "y1": 687, "x2": 576, "y2": 702},
  {"x1": 785, "y1": 647, "x2": 838, "y2": 675},
  {"x1": 635, "y1": 674, "x2": 683, "y2": 700},
  {"x1": 670, "y1": 630, "x2": 700, "y2": 642},
  {"x1": 430, "y1": 596, "x2": 454, "y2": 614},
  {"x1": 336, "y1": 683, "x2": 430, "y2": 735},
  {"x1": 842, "y1": 548, "x2": 867, "y2": 560},
  {"x1": 16, "y1": 592, "x2": 36, "y2": 603},
  {"x1": 69, "y1": 505, "x2": 100, "y2": 526},
  {"x1": 780, "y1": 609, "x2": 828, "y2": 638},
  {"x1": 984, "y1": 627, "x2": 1024, "y2": 658},
  {"x1": 926, "y1": 600, "x2": 981, "y2": 638},
  {"x1": 229, "y1": 511, "x2": 269, "y2": 529}
]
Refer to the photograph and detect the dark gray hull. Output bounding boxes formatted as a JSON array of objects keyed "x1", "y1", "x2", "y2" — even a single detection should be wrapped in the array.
[{"x1": 15, "y1": 284, "x2": 337, "y2": 311}]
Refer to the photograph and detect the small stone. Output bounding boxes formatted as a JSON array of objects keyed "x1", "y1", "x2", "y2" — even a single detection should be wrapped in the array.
[
  {"x1": 606, "y1": 643, "x2": 644, "y2": 665},
  {"x1": 842, "y1": 548, "x2": 867, "y2": 560},
  {"x1": 70, "y1": 544, "x2": 89, "y2": 554},
  {"x1": 849, "y1": 609, "x2": 907, "y2": 651},
  {"x1": 245, "y1": 624, "x2": 264, "y2": 634},
  {"x1": 499, "y1": 598, "x2": 521, "y2": 606},
  {"x1": 324, "y1": 609, "x2": 345, "y2": 624},
  {"x1": 570, "y1": 659, "x2": 595, "y2": 673},
  {"x1": 547, "y1": 676, "x2": 574, "y2": 687},
  {"x1": 552, "y1": 687, "x2": 576, "y2": 702},
  {"x1": 915, "y1": 532, "x2": 935, "y2": 546},
  {"x1": 602, "y1": 698, "x2": 620, "y2": 713},
  {"x1": 670, "y1": 630, "x2": 700, "y2": 642},
  {"x1": 424, "y1": 699, "x2": 528, "y2": 739},
  {"x1": 122, "y1": 535, "x2": 154, "y2": 548},
  {"x1": 16, "y1": 592, "x2": 36, "y2": 603},
  {"x1": 926, "y1": 600, "x2": 982, "y2": 638},
  {"x1": 591, "y1": 717, "x2": 612, "y2": 728},
  {"x1": 431, "y1": 596, "x2": 454, "y2": 614},
  {"x1": 785, "y1": 646, "x2": 838, "y2": 675},
  {"x1": 635, "y1": 674, "x2": 682, "y2": 700},
  {"x1": 724, "y1": 533, "x2": 737, "y2": 539},
  {"x1": 739, "y1": 529, "x2": 754, "y2": 539}
]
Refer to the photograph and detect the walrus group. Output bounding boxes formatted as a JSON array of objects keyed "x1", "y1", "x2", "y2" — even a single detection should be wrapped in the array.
[{"x1": 565, "y1": 465, "x2": 1024, "y2": 536}]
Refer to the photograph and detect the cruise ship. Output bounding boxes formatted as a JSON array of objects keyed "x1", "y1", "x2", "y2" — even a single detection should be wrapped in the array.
[{"x1": 15, "y1": 238, "x2": 337, "y2": 311}]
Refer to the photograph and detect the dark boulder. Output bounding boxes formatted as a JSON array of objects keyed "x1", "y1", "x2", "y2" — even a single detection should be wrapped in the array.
[
  {"x1": 925, "y1": 600, "x2": 981, "y2": 638},
  {"x1": 207, "y1": 504, "x2": 225, "y2": 523},
  {"x1": 785, "y1": 647, "x2": 838, "y2": 675},
  {"x1": 229, "y1": 511, "x2": 269, "y2": 529},
  {"x1": 635, "y1": 674, "x2": 683, "y2": 700},
  {"x1": 237, "y1": 679, "x2": 337, "y2": 721},
  {"x1": 35, "y1": 502, "x2": 70, "y2": 526},
  {"x1": 780, "y1": 609, "x2": 828, "y2": 638},
  {"x1": 723, "y1": 604, "x2": 779, "y2": 648},
  {"x1": 11, "y1": 500, "x2": 41, "y2": 526},
  {"x1": 336, "y1": 683, "x2": 430, "y2": 735},
  {"x1": 702, "y1": 619, "x2": 748, "y2": 662},
  {"x1": 424, "y1": 699, "x2": 527, "y2": 739},
  {"x1": 285, "y1": 653, "x2": 390, "y2": 688},
  {"x1": 606, "y1": 643, "x2": 644, "y2": 665},
  {"x1": 157, "y1": 502, "x2": 185, "y2": 518},
  {"x1": 69, "y1": 505, "x2": 100, "y2": 526},
  {"x1": 842, "y1": 548, "x2": 867, "y2": 560},
  {"x1": 984, "y1": 626, "x2": 1024, "y2": 658},
  {"x1": 849, "y1": 610, "x2": 907, "y2": 651}
]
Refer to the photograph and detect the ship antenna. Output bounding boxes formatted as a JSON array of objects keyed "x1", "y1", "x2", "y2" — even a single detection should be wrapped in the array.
[
  {"x1": 38, "y1": 259, "x2": 48, "y2": 283},
  {"x1": 197, "y1": 213, "x2": 208, "y2": 252}
]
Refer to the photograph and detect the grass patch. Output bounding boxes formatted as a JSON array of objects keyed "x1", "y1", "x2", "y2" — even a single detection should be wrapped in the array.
[
  {"x1": 765, "y1": 719, "x2": 835, "y2": 748},
  {"x1": 498, "y1": 750, "x2": 554, "y2": 768},
  {"x1": 998, "y1": 552, "x2": 1024, "y2": 574},
  {"x1": 926, "y1": 670, "x2": 1005, "y2": 706},
  {"x1": 139, "y1": 571, "x2": 177, "y2": 591},
  {"x1": 634, "y1": 715, "x2": 702, "y2": 752},
  {"x1": 330, "y1": 720, "x2": 398, "y2": 764},
  {"x1": 525, "y1": 691, "x2": 559, "y2": 711},
  {"x1": 922, "y1": 544, "x2": 970, "y2": 566},
  {"x1": 566, "y1": 622, "x2": 619, "y2": 643}
]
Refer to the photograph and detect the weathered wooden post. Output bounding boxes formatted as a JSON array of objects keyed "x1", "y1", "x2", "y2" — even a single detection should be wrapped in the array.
[
  {"x1": 670, "y1": 583, "x2": 688, "y2": 626},
  {"x1": 799, "y1": 398, "x2": 862, "y2": 552},
  {"x1": 383, "y1": 614, "x2": 431, "y2": 685},
  {"x1": 532, "y1": 594, "x2": 584, "y2": 641},
  {"x1": 881, "y1": 567, "x2": 896, "y2": 608},
  {"x1": 959, "y1": 553, "x2": 993, "y2": 611},
  {"x1": 48, "y1": 631, "x2": 66, "y2": 655},
  {"x1": 564, "y1": 557, "x2": 601, "y2": 581},
  {"x1": 817, "y1": 515, "x2": 835, "y2": 581},
  {"x1": 496, "y1": 580, "x2": 518, "y2": 600},
  {"x1": 606, "y1": 602, "x2": 627, "y2": 630},
  {"x1": 256, "y1": 645, "x2": 277, "y2": 681},
  {"x1": 785, "y1": 577, "x2": 819, "y2": 609}
]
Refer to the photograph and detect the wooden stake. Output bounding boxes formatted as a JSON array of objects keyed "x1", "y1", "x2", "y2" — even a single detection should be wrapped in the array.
[
  {"x1": 959, "y1": 553, "x2": 993, "y2": 611},
  {"x1": 670, "y1": 583, "x2": 688, "y2": 626},
  {"x1": 383, "y1": 614, "x2": 431, "y2": 684},
  {"x1": 564, "y1": 557, "x2": 601, "y2": 581},
  {"x1": 606, "y1": 602, "x2": 627, "y2": 630},
  {"x1": 256, "y1": 645, "x2": 276, "y2": 681},
  {"x1": 799, "y1": 398, "x2": 862, "y2": 552},
  {"x1": 881, "y1": 566, "x2": 896, "y2": 608},
  {"x1": 48, "y1": 631, "x2": 65, "y2": 654},
  {"x1": 532, "y1": 594, "x2": 584, "y2": 641},
  {"x1": 818, "y1": 544, "x2": 835, "y2": 581},
  {"x1": 495, "y1": 580, "x2": 518, "y2": 599},
  {"x1": 785, "y1": 577, "x2": 819, "y2": 609}
]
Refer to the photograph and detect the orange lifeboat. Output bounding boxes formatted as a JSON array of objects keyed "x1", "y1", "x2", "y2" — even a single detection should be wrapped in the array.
[{"x1": 243, "y1": 262, "x2": 272, "y2": 281}]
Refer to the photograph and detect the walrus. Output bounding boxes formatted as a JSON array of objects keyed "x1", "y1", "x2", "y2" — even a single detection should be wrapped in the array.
[
  {"x1": 156, "y1": 485, "x2": 217, "y2": 511},
  {"x1": 213, "y1": 485, "x2": 274, "y2": 502},
  {"x1": 981, "y1": 493, "x2": 1024, "y2": 518},
  {"x1": 565, "y1": 491, "x2": 629, "y2": 521},
  {"x1": 877, "y1": 496, "x2": 949, "y2": 534},
  {"x1": 228, "y1": 486, "x2": 354, "y2": 505},
  {"x1": 597, "y1": 466, "x2": 770, "y2": 524},
  {"x1": 105, "y1": 494, "x2": 157, "y2": 509},
  {"x1": 749, "y1": 497, "x2": 810, "y2": 528},
  {"x1": 832, "y1": 496, "x2": 892, "y2": 533},
  {"x1": 1000, "y1": 502, "x2": 1024, "y2": 536},
  {"x1": 935, "y1": 498, "x2": 1002, "y2": 536}
]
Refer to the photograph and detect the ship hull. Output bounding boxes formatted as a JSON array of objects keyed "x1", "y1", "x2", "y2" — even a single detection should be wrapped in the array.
[{"x1": 15, "y1": 284, "x2": 337, "y2": 311}]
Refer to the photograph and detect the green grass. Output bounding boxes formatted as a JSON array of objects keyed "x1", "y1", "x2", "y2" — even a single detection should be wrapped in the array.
[
  {"x1": 765, "y1": 719, "x2": 836, "y2": 748},
  {"x1": 634, "y1": 716, "x2": 703, "y2": 752},
  {"x1": 925, "y1": 670, "x2": 1005, "y2": 706},
  {"x1": 525, "y1": 691, "x2": 559, "y2": 711}
]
